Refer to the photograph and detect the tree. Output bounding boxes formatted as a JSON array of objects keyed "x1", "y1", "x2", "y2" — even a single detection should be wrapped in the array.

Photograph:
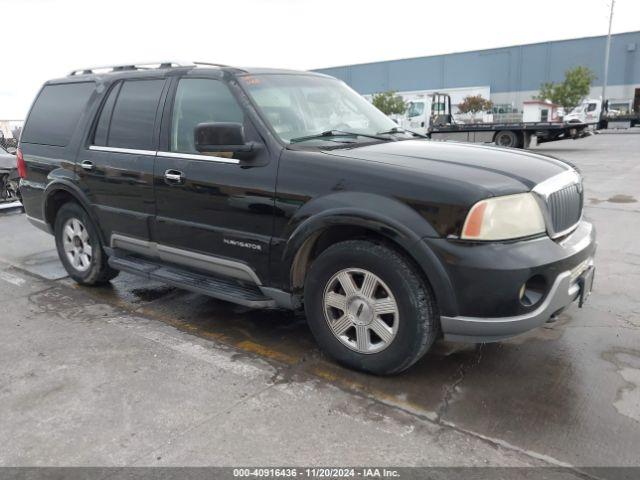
[
  {"x1": 535, "y1": 66, "x2": 596, "y2": 112},
  {"x1": 372, "y1": 91, "x2": 406, "y2": 116},
  {"x1": 457, "y1": 95, "x2": 493, "y2": 114}
]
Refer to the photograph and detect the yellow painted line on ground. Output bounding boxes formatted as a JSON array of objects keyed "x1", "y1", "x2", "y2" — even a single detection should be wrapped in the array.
[{"x1": 235, "y1": 340, "x2": 300, "y2": 365}]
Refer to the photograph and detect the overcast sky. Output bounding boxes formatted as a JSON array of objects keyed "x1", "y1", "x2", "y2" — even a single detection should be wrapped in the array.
[{"x1": 1, "y1": 0, "x2": 638, "y2": 119}]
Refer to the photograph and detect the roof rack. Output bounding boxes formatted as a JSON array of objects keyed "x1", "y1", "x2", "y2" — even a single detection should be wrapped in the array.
[
  {"x1": 193, "y1": 61, "x2": 230, "y2": 68},
  {"x1": 68, "y1": 61, "x2": 228, "y2": 76}
]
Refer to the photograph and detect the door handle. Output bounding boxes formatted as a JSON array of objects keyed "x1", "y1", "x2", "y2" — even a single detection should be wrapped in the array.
[
  {"x1": 164, "y1": 169, "x2": 184, "y2": 183},
  {"x1": 80, "y1": 160, "x2": 94, "y2": 171}
]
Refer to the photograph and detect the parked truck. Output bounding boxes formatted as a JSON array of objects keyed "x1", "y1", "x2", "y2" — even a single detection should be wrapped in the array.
[
  {"x1": 599, "y1": 90, "x2": 640, "y2": 129},
  {"x1": 561, "y1": 88, "x2": 640, "y2": 129},
  {"x1": 418, "y1": 93, "x2": 589, "y2": 149},
  {"x1": 564, "y1": 99, "x2": 602, "y2": 125}
]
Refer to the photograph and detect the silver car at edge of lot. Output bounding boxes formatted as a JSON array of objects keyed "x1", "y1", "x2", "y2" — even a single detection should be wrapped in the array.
[{"x1": 0, "y1": 144, "x2": 20, "y2": 202}]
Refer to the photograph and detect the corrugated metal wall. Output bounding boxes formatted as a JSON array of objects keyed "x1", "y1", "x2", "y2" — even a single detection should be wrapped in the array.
[{"x1": 314, "y1": 31, "x2": 640, "y2": 95}]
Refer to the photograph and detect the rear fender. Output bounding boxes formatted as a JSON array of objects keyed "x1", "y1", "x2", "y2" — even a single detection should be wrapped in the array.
[{"x1": 42, "y1": 173, "x2": 105, "y2": 246}]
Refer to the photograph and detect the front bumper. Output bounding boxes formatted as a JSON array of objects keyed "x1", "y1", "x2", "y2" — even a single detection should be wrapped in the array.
[
  {"x1": 422, "y1": 220, "x2": 596, "y2": 343},
  {"x1": 440, "y1": 259, "x2": 594, "y2": 342}
]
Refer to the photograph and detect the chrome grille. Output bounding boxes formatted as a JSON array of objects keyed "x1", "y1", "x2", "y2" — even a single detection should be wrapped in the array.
[{"x1": 547, "y1": 183, "x2": 583, "y2": 235}]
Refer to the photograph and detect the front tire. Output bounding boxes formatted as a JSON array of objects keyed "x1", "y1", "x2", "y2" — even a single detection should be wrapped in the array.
[
  {"x1": 304, "y1": 240, "x2": 439, "y2": 375},
  {"x1": 54, "y1": 202, "x2": 119, "y2": 285}
]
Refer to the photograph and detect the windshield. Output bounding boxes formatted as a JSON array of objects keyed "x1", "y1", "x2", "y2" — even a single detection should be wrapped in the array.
[
  {"x1": 569, "y1": 104, "x2": 586, "y2": 115},
  {"x1": 407, "y1": 101, "x2": 425, "y2": 118},
  {"x1": 238, "y1": 74, "x2": 401, "y2": 144}
]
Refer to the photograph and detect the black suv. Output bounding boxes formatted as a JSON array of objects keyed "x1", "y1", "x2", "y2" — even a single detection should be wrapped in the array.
[{"x1": 18, "y1": 61, "x2": 596, "y2": 374}]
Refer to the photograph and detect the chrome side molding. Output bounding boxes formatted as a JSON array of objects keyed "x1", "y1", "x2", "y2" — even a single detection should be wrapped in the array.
[
  {"x1": 87, "y1": 146, "x2": 239, "y2": 164},
  {"x1": 110, "y1": 234, "x2": 261, "y2": 285},
  {"x1": 89, "y1": 145, "x2": 157, "y2": 156},
  {"x1": 157, "y1": 151, "x2": 239, "y2": 164}
]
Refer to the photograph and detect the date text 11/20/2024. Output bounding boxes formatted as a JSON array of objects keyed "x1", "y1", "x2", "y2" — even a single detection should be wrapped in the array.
[{"x1": 232, "y1": 468, "x2": 400, "y2": 477}]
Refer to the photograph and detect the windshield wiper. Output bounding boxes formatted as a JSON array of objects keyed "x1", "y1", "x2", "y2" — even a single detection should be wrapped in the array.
[
  {"x1": 376, "y1": 126, "x2": 428, "y2": 138},
  {"x1": 290, "y1": 130, "x2": 391, "y2": 144}
]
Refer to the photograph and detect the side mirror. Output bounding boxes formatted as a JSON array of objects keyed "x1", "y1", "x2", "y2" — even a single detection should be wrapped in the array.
[{"x1": 194, "y1": 122, "x2": 254, "y2": 155}]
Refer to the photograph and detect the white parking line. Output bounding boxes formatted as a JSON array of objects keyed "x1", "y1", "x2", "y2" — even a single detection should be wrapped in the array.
[
  {"x1": 0, "y1": 270, "x2": 26, "y2": 286},
  {"x1": 0, "y1": 201, "x2": 23, "y2": 211}
]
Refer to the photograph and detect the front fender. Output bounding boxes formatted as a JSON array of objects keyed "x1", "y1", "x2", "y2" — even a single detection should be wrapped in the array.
[
  {"x1": 282, "y1": 191, "x2": 437, "y2": 260},
  {"x1": 280, "y1": 192, "x2": 458, "y2": 316}
]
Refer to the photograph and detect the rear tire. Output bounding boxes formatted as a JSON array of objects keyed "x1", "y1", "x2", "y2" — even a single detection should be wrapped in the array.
[
  {"x1": 54, "y1": 202, "x2": 119, "y2": 286},
  {"x1": 304, "y1": 240, "x2": 439, "y2": 375},
  {"x1": 494, "y1": 130, "x2": 521, "y2": 148}
]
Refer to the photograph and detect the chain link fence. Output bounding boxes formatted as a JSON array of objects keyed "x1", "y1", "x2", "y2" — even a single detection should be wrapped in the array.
[{"x1": 0, "y1": 136, "x2": 18, "y2": 152}]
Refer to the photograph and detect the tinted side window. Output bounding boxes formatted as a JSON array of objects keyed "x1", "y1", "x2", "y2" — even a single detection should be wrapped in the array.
[
  {"x1": 107, "y1": 79, "x2": 165, "y2": 150},
  {"x1": 171, "y1": 79, "x2": 244, "y2": 153},
  {"x1": 93, "y1": 83, "x2": 121, "y2": 146},
  {"x1": 21, "y1": 82, "x2": 94, "y2": 147}
]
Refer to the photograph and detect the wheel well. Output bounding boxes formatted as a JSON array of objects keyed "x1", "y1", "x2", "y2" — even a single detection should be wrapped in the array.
[
  {"x1": 291, "y1": 225, "x2": 429, "y2": 293},
  {"x1": 44, "y1": 189, "x2": 78, "y2": 228}
]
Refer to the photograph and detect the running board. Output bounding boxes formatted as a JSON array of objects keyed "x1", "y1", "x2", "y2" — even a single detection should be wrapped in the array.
[{"x1": 108, "y1": 254, "x2": 276, "y2": 308}]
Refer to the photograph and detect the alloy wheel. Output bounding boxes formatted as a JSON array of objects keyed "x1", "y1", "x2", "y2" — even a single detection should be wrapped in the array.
[
  {"x1": 62, "y1": 218, "x2": 92, "y2": 272},
  {"x1": 323, "y1": 268, "x2": 399, "y2": 354}
]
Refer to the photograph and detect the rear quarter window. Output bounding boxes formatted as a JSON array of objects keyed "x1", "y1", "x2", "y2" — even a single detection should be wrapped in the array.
[{"x1": 21, "y1": 82, "x2": 95, "y2": 147}]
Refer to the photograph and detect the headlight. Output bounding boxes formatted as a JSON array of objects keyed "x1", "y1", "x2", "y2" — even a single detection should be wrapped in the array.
[{"x1": 461, "y1": 193, "x2": 546, "y2": 241}]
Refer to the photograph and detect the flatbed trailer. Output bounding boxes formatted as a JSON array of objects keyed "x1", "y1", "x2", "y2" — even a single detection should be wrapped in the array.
[
  {"x1": 429, "y1": 120, "x2": 590, "y2": 148},
  {"x1": 423, "y1": 92, "x2": 590, "y2": 149},
  {"x1": 599, "y1": 113, "x2": 640, "y2": 129}
]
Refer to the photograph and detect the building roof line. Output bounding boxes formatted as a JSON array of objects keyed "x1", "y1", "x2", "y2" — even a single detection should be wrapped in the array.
[{"x1": 313, "y1": 30, "x2": 640, "y2": 71}]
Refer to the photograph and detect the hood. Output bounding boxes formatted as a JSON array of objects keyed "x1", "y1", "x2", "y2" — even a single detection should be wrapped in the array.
[{"x1": 325, "y1": 139, "x2": 572, "y2": 194}]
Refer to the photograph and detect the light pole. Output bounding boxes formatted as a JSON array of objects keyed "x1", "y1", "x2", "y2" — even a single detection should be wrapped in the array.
[{"x1": 601, "y1": 0, "x2": 615, "y2": 105}]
